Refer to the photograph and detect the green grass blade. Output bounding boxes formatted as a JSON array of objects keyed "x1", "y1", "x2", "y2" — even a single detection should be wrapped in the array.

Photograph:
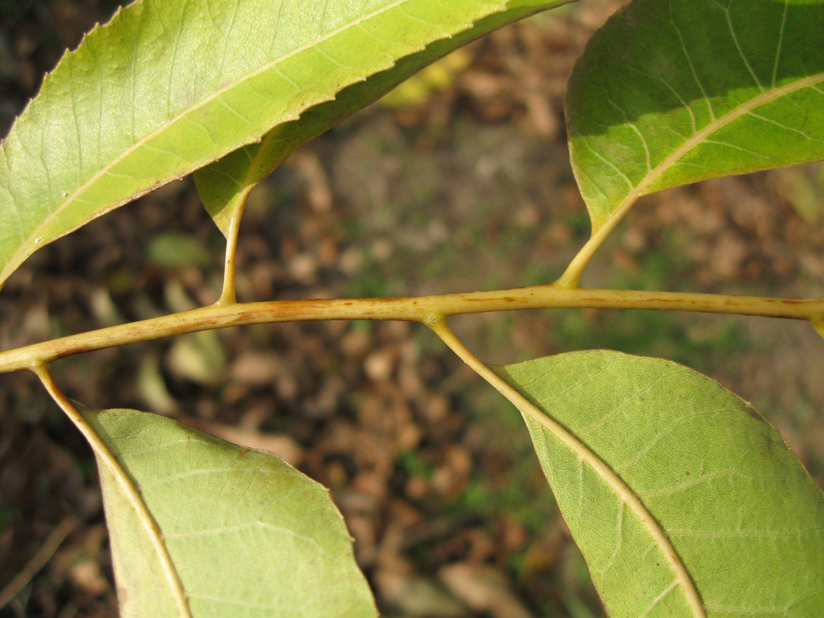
[
  {"x1": 495, "y1": 351, "x2": 824, "y2": 617},
  {"x1": 87, "y1": 409, "x2": 376, "y2": 618},
  {"x1": 0, "y1": 0, "x2": 545, "y2": 286},
  {"x1": 195, "y1": 0, "x2": 568, "y2": 237},
  {"x1": 566, "y1": 0, "x2": 824, "y2": 233}
]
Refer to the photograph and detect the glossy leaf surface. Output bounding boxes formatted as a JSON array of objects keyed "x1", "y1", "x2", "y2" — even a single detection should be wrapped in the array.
[
  {"x1": 0, "y1": 0, "x2": 543, "y2": 285},
  {"x1": 566, "y1": 0, "x2": 824, "y2": 232},
  {"x1": 194, "y1": 0, "x2": 567, "y2": 236},
  {"x1": 87, "y1": 409, "x2": 376, "y2": 618},
  {"x1": 495, "y1": 351, "x2": 824, "y2": 617}
]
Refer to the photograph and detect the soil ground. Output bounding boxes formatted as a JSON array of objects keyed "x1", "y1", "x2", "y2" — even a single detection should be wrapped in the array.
[{"x1": 2, "y1": 1, "x2": 824, "y2": 617}]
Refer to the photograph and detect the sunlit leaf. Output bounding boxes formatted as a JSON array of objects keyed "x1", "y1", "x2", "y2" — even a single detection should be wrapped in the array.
[
  {"x1": 495, "y1": 351, "x2": 824, "y2": 617},
  {"x1": 566, "y1": 0, "x2": 824, "y2": 232},
  {"x1": 194, "y1": 0, "x2": 566, "y2": 237},
  {"x1": 87, "y1": 409, "x2": 376, "y2": 618},
  {"x1": 0, "y1": 0, "x2": 562, "y2": 285}
]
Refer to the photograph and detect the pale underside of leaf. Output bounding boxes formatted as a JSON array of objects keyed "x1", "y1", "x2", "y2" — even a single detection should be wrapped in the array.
[
  {"x1": 0, "y1": 0, "x2": 529, "y2": 286},
  {"x1": 87, "y1": 409, "x2": 377, "y2": 618},
  {"x1": 495, "y1": 351, "x2": 824, "y2": 618},
  {"x1": 566, "y1": 0, "x2": 824, "y2": 233},
  {"x1": 194, "y1": 0, "x2": 569, "y2": 238}
]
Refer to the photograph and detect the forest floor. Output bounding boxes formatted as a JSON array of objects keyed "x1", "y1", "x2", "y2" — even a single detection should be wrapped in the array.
[{"x1": 2, "y1": 1, "x2": 824, "y2": 617}]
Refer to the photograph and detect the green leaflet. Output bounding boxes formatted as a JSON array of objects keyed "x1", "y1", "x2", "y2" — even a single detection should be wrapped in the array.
[
  {"x1": 194, "y1": 0, "x2": 568, "y2": 237},
  {"x1": 566, "y1": 0, "x2": 824, "y2": 232},
  {"x1": 87, "y1": 409, "x2": 376, "y2": 618},
  {"x1": 0, "y1": 0, "x2": 548, "y2": 286},
  {"x1": 495, "y1": 351, "x2": 824, "y2": 617}
]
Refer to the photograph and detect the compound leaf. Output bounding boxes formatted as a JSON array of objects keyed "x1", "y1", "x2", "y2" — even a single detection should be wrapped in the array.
[
  {"x1": 87, "y1": 408, "x2": 376, "y2": 618},
  {"x1": 0, "y1": 0, "x2": 553, "y2": 285},
  {"x1": 566, "y1": 0, "x2": 824, "y2": 234},
  {"x1": 495, "y1": 351, "x2": 824, "y2": 617}
]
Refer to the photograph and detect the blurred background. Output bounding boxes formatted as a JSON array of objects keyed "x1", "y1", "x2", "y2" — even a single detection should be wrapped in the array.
[{"x1": 1, "y1": 1, "x2": 824, "y2": 616}]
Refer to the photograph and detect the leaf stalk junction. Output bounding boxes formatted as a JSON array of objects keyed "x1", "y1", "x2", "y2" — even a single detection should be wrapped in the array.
[{"x1": 32, "y1": 366, "x2": 193, "y2": 618}]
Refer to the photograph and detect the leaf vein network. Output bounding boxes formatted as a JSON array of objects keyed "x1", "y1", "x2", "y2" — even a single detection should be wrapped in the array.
[
  {"x1": 138, "y1": 466, "x2": 291, "y2": 490},
  {"x1": 771, "y1": 0, "x2": 790, "y2": 88},
  {"x1": 747, "y1": 110, "x2": 824, "y2": 143},
  {"x1": 714, "y1": 0, "x2": 765, "y2": 92},
  {"x1": 667, "y1": 0, "x2": 716, "y2": 121}
]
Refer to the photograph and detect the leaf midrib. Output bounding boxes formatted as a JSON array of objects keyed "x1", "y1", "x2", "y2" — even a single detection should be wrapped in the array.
[
  {"x1": 431, "y1": 325, "x2": 707, "y2": 617},
  {"x1": 24, "y1": 0, "x2": 503, "y2": 261},
  {"x1": 33, "y1": 374, "x2": 194, "y2": 618},
  {"x1": 594, "y1": 69, "x2": 824, "y2": 234},
  {"x1": 516, "y1": 391, "x2": 706, "y2": 617},
  {"x1": 101, "y1": 441, "x2": 193, "y2": 618}
]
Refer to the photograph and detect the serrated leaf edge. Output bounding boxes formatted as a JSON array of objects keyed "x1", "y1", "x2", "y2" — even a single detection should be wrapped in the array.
[{"x1": 2, "y1": 0, "x2": 509, "y2": 285}]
